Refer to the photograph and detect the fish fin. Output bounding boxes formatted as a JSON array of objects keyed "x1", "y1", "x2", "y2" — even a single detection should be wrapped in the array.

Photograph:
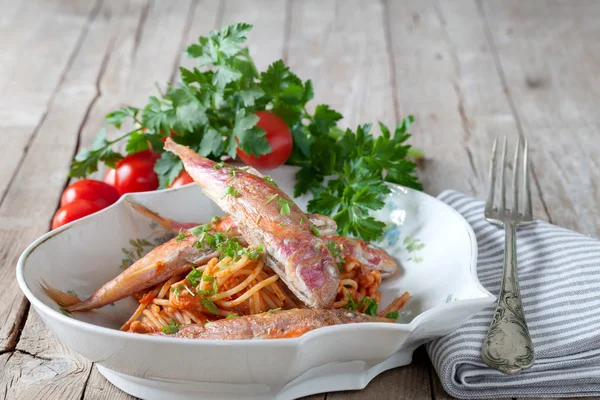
[
  {"x1": 40, "y1": 280, "x2": 81, "y2": 307},
  {"x1": 125, "y1": 199, "x2": 175, "y2": 232}
]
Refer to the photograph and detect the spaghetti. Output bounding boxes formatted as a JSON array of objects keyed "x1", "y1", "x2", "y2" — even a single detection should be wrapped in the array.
[{"x1": 122, "y1": 252, "x2": 409, "y2": 334}]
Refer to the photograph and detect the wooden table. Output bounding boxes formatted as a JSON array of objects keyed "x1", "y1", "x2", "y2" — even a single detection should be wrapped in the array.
[{"x1": 1, "y1": 0, "x2": 599, "y2": 399}]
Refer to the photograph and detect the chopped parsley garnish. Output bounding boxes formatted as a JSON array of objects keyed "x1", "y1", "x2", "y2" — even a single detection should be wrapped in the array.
[
  {"x1": 326, "y1": 240, "x2": 345, "y2": 269},
  {"x1": 69, "y1": 23, "x2": 421, "y2": 241},
  {"x1": 325, "y1": 241, "x2": 340, "y2": 258},
  {"x1": 211, "y1": 216, "x2": 221, "y2": 223},
  {"x1": 226, "y1": 313, "x2": 239, "y2": 319},
  {"x1": 264, "y1": 193, "x2": 278, "y2": 205},
  {"x1": 361, "y1": 297, "x2": 378, "y2": 316},
  {"x1": 186, "y1": 267, "x2": 203, "y2": 287},
  {"x1": 175, "y1": 229, "x2": 187, "y2": 242},
  {"x1": 196, "y1": 275, "x2": 219, "y2": 296},
  {"x1": 247, "y1": 244, "x2": 263, "y2": 260},
  {"x1": 188, "y1": 224, "x2": 211, "y2": 237},
  {"x1": 172, "y1": 285, "x2": 182, "y2": 296},
  {"x1": 267, "y1": 308, "x2": 281, "y2": 313},
  {"x1": 309, "y1": 223, "x2": 320, "y2": 237},
  {"x1": 223, "y1": 185, "x2": 239, "y2": 198},
  {"x1": 278, "y1": 198, "x2": 292, "y2": 215},
  {"x1": 263, "y1": 175, "x2": 278, "y2": 187},
  {"x1": 346, "y1": 294, "x2": 358, "y2": 311},
  {"x1": 201, "y1": 298, "x2": 219, "y2": 315},
  {"x1": 385, "y1": 311, "x2": 399, "y2": 319},
  {"x1": 162, "y1": 319, "x2": 181, "y2": 335}
]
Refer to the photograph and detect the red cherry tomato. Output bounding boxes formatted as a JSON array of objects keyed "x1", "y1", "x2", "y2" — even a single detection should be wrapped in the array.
[
  {"x1": 60, "y1": 179, "x2": 120, "y2": 208},
  {"x1": 236, "y1": 111, "x2": 292, "y2": 170},
  {"x1": 104, "y1": 168, "x2": 116, "y2": 187},
  {"x1": 114, "y1": 150, "x2": 160, "y2": 194},
  {"x1": 169, "y1": 170, "x2": 194, "y2": 188},
  {"x1": 52, "y1": 199, "x2": 105, "y2": 229}
]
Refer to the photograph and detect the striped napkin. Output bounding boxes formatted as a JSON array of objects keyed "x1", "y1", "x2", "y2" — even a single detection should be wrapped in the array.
[{"x1": 427, "y1": 191, "x2": 600, "y2": 399}]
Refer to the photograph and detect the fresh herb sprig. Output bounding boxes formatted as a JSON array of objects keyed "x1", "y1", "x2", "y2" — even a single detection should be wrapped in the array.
[{"x1": 69, "y1": 23, "x2": 421, "y2": 241}]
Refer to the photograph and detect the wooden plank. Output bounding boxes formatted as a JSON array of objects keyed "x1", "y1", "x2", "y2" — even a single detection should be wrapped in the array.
[
  {"x1": 0, "y1": 0, "x2": 97, "y2": 213},
  {"x1": 220, "y1": 0, "x2": 288, "y2": 72},
  {"x1": 0, "y1": 311, "x2": 93, "y2": 400},
  {"x1": 480, "y1": 0, "x2": 600, "y2": 237},
  {"x1": 287, "y1": 0, "x2": 396, "y2": 130},
  {"x1": 327, "y1": 346, "x2": 432, "y2": 400},
  {"x1": 169, "y1": 0, "x2": 223, "y2": 86},
  {"x1": 0, "y1": 0, "x2": 193, "y2": 397},
  {"x1": 0, "y1": 0, "x2": 101, "y2": 353}
]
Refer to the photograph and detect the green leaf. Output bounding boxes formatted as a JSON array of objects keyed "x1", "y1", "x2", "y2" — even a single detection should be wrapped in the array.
[
  {"x1": 302, "y1": 79, "x2": 314, "y2": 103},
  {"x1": 69, "y1": 129, "x2": 124, "y2": 178},
  {"x1": 362, "y1": 297, "x2": 378, "y2": 316},
  {"x1": 198, "y1": 128, "x2": 224, "y2": 157},
  {"x1": 223, "y1": 185, "x2": 239, "y2": 198},
  {"x1": 125, "y1": 131, "x2": 150, "y2": 153},
  {"x1": 186, "y1": 267, "x2": 203, "y2": 287},
  {"x1": 105, "y1": 107, "x2": 139, "y2": 129},
  {"x1": 386, "y1": 311, "x2": 399, "y2": 319},
  {"x1": 293, "y1": 167, "x2": 323, "y2": 197},
  {"x1": 260, "y1": 60, "x2": 302, "y2": 101},
  {"x1": 201, "y1": 298, "x2": 219, "y2": 315},
  {"x1": 238, "y1": 84, "x2": 265, "y2": 107},
  {"x1": 307, "y1": 191, "x2": 339, "y2": 216},
  {"x1": 278, "y1": 198, "x2": 291, "y2": 215},
  {"x1": 290, "y1": 123, "x2": 313, "y2": 159},
  {"x1": 213, "y1": 65, "x2": 242, "y2": 87},
  {"x1": 162, "y1": 319, "x2": 181, "y2": 335},
  {"x1": 232, "y1": 109, "x2": 271, "y2": 157},
  {"x1": 310, "y1": 104, "x2": 342, "y2": 136},
  {"x1": 154, "y1": 151, "x2": 183, "y2": 188}
]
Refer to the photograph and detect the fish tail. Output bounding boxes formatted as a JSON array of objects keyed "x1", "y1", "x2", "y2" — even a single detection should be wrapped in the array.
[
  {"x1": 40, "y1": 280, "x2": 81, "y2": 308},
  {"x1": 126, "y1": 200, "x2": 177, "y2": 233}
]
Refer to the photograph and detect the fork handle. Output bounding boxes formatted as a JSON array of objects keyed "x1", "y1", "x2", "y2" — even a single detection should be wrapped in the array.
[{"x1": 481, "y1": 222, "x2": 534, "y2": 374}]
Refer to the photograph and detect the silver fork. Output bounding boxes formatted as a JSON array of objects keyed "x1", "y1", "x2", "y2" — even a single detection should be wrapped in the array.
[{"x1": 480, "y1": 135, "x2": 535, "y2": 375}]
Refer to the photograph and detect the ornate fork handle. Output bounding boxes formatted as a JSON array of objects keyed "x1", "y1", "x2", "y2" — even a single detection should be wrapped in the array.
[{"x1": 481, "y1": 222, "x2": 534, "y2": 374}]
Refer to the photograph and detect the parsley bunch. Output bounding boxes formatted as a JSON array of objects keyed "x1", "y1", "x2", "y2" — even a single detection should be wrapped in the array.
[{"x1": 69, "y1": 23, "x2": 421, "y2": 241}]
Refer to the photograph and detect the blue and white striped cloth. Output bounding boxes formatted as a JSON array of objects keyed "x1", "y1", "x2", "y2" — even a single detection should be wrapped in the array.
[{"x1": 427, "y1": 191, "x2": 600, "y2": 399}]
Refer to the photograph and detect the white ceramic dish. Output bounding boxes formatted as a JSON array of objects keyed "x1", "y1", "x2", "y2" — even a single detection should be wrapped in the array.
[{"x1": 16, "y1": 166, "x2": 494, "y2": 400}]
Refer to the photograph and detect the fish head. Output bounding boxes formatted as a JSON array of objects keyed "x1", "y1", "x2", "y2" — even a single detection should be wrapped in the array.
[{"x1": 285, "y1": 238, "x2": 339, "y2": 309}]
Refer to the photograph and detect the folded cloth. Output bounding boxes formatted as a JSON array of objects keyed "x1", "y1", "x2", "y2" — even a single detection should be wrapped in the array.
[{"x1": 427, "y1": 191, "x2": 600, "y2": 399}]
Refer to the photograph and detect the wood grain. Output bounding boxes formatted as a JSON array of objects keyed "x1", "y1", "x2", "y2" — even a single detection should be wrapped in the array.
[
  {"x1": 1, "y1": 311, "x2": 92, "y2": 400},
  {"x1": 1, "y1": 0, "x2": 599, "y2": 399},
  {"x1": 0, "y1": 0, "x2": 97, "y2": 218},
  {"x1": 220, "y1": 0, "x2": 288, "y2": 71},
  {"x1": 480, "y1": 0, "x2": 600, "y2": 237},
  {"x1": 0, "y1": 0, "x2": 107, "y2": 353},
  {"x1": 287, "y1": 0, "x2": 396, "y2": 130}
]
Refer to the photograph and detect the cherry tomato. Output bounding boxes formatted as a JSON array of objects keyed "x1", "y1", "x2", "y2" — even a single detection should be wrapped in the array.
[
  {"x1": 236, "y1": 111, "x2": 292, "y2": 170},
  {"x1": 52, "y1": 199, "x2": 105, "y2": 229},
  {"x1": 104, "y1": 168, "x2": 116, "y2": 187},
  {"x1": 169, "y1": 170, "x2": 194, "y2": 188},
  {"x1": 114, "y1": 150, "x2": 160, "y2": 194},
  {"x1": 60, "y1": 179, "x2": 120, "y2": 208}
]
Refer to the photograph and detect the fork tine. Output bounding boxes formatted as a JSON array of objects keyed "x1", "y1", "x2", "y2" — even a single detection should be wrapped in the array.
[
  {"x1": 522, "y1": 137, "x2": 532, "y2": 218},
  {"x1": 485, "y1": 136, "x2": 498, "y2": 213},
  {"x1": 512, "y1": 135, "x2": 521, "y2": 213},
  {"x1": 498, "y1": 136, "x2": 507, "y2": 212}
]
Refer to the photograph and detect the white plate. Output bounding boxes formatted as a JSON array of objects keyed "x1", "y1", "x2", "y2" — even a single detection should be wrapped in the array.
[{"x1": 16, "y1": 166, "x2": 494, "y2": 400}]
